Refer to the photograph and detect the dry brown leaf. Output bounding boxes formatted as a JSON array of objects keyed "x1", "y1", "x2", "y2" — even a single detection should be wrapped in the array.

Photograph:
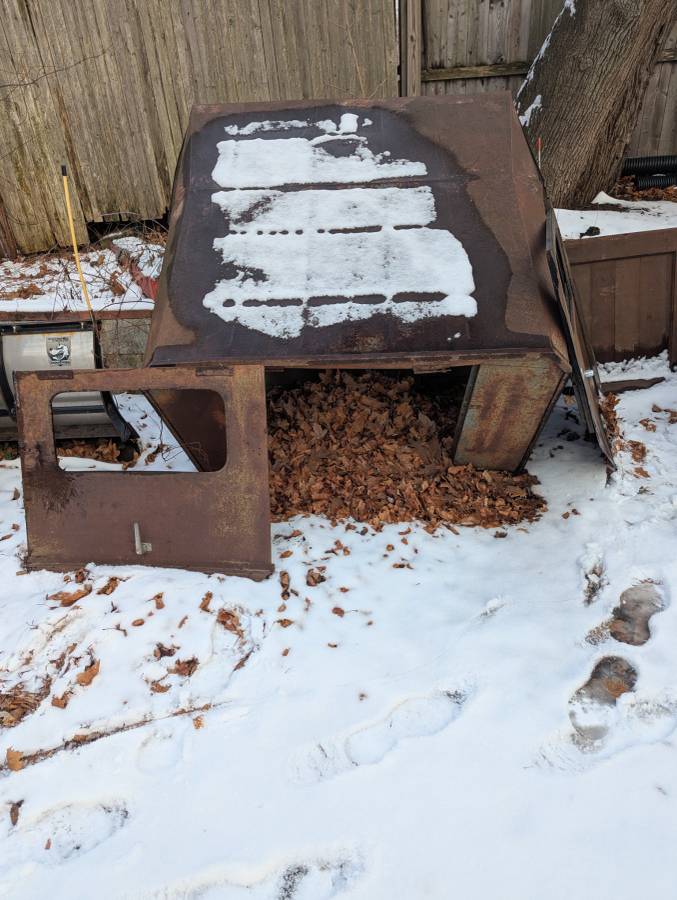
[
  {"x1": 193, "y1": 715, "x2": 204, "y2": 730},
  {"x1": 153, "y1": 642, "x2": 176, "y2": 659},
  {"x1": 45, "y1": 838, "x2": 51, "y2": 850},
  {"x1": 97, "y1": 577, "x2": 121, "y2": 596},
  {"x1": 9, "y1": 800, "x2": 22, "y2": 826},
  {"x1": 153, "y1": 593, "x2": 165, "y2": 610},
  {"x1": 149, "y1": 680, "x2": 170, "y2": 694},
  {"x1": 217, "y1": 607, "x2": 243, "y2": 638},
  {"x1": 170, "y1": 657, "x2": 198, "y2": 677},
  {"x1": 6, "y1": 749, "x2": 23, "y2": 771},
  {"x1": 108, "y1": 273, "x2": 126, "y2": 296},
  {"x1": 11, "y1": 488, "x2": 20, "y2": 501},
  {"x1": 51, "y1": 692, "x2": 70, "y2": 709},
  {"x1": 199, "y1": 591, "x2": 213, "y2": 612},
  {"x1": 48, "y1": 584, "x2": 92, "y2": 607},
  {"x1": 277, "y1": 618, "x2": 294, "y2": 628},
  {"x1": 306, "y1": 568, "x2": 326, "y2": 587},
  {"x1": 279, "y1": 550, "x2": 293, "y2": 559},
  {"x1": 76, "y1": 659, "x2": 100, "y2": 687},
  {"x1": 131, "y1": 618, "x2": 144, "y2": 627},
  {"x1": 332, "y1": 606, "x2": 345, "y2": 617}
]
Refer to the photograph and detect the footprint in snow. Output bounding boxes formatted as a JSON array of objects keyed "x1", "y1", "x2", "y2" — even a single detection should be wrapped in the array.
[
  {"x1": 5, "y1": 800, "x2": 128, "y2": 867},
  {"x1": 569, "y1": 655, "x2": 638, "y2": 744},
  {"x1": 137, "y1": 725, "x2": 185, "y2": 774},
  {"x1": 580, "y1": 544, "x2": 606, "y2": 604},
  {"x1": 608, "y1": 581, "x2": 667, "y2": 646},
  {"x1": 292, "y1": 690, "x2": 467, "y2": 784},
  {"x1": 143, "y1": 854, "x2": 364, "y2": 899}
]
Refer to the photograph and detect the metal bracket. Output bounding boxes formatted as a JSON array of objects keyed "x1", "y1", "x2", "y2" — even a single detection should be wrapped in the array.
[{"x1": 133, "y1": 522, "x2": 152, "y2": 556}]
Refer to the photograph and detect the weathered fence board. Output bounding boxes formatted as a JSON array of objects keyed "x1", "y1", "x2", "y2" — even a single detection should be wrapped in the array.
[
  {"x1": 0, "y1": 0, "x2": 397, "y2": 255},
  {"x1": 566, "y1": 229, "x2": 677, "y2": 364}
]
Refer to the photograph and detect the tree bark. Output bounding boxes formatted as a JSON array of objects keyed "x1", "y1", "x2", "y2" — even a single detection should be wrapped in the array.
[{"x1": 516, "y1": 0, "x2": 677, "y2": 208}]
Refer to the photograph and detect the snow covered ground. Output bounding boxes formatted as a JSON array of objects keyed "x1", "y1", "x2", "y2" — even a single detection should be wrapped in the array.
[
  {"x1": 0, "y1": 247, "x2": 154, "y2": 314},
  {"x1": 1, "y1": 364, "x2": 677, "y2": 898},
  {"x1": 557, "y1": 191, "x2": 677, "y2": 240}
]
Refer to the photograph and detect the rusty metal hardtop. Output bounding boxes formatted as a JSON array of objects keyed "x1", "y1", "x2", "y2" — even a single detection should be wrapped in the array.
[{"x1": 147, "y1": 93, "x2": 568, "y2": 370}]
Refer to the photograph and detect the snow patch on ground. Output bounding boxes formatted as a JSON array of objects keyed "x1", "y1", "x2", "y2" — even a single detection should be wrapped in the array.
[
  {"x1": 598, "y1": 350, "x2": 671, "y2": 383},
  {"x1": 557, "y1": 192, "x2": 677, "y2": 239},
  {"x1": 0, "y1": 249, "x2": 153, "y2": 313},
  {"x1": 2, "y1": 359, "x2": 677, "y2": 897},
  {"x1": 112, "y1": 237, "x2": 165, "y2": 280}
]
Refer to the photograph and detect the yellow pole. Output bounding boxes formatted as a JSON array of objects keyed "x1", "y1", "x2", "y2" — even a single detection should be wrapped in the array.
[{"x1": 61, "y1": 164, "x2": 96, "y2": 325}]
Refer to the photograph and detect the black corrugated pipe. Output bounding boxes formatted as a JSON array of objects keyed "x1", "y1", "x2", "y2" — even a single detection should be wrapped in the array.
[
  {"x1": 622, "y1": 155, "x2": 677, "y2": 175},
  {"x1": 635, "y1": 173, "x2": 677, "y2": 190}
]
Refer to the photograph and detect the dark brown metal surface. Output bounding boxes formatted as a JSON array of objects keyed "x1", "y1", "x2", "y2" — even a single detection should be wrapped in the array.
[
  {"x1": 16, "y1": 366, "x2": 272, "y2": 579},
  {"x1": 146, "y1": 93, "x2": 568, "y2": 370}
]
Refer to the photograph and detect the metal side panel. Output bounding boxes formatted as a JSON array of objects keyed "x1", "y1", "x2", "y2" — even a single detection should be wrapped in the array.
[
  {"x1": 453, "y1": 355, "x2": 566, "y2": 471},
  {"x1": 545, "y1": 209, "x2": 614, "y2": 465},
  {"x1": 0, "y1": 328, "x2": 111, "y2": 433},
  {"x1": 16, "y1": 365, "x2": 272, "y2": 580}
]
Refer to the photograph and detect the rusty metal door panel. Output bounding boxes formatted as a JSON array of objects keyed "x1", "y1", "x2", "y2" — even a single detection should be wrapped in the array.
[
  {"x1": 453, "y1": 356, "x2": 566, "y2": 471},
  {"x1": 15, "y1": 366, "x2": 272, "y2": 579},
  {"x1": 546, "y1": 211, "x2": 614, "y2": 464}
]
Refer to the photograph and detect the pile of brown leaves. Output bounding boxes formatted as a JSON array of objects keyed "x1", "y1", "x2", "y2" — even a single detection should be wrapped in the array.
[
  {"x1": 0, "y1": 680, "x2": 51, "y2": 728},
  {"x1": 57, "y1": 438, "x2": 137, "y2": 466},
  {"x1": 610, "y1": 176, "x2": 677, "y2": 204},
  {"x1": 267, "y1": 371, "x2": 545, "y2": 530}
]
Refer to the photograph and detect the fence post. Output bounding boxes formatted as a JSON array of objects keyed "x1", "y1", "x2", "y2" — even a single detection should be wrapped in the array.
[{"x1": 399, "y1": 0, "x2": 422, "y2": 96}]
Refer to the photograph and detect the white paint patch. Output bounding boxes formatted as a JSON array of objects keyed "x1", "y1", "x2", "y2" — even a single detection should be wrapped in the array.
[{"x1": 207, "y1": 115, "x2": 476, "y2": 338}]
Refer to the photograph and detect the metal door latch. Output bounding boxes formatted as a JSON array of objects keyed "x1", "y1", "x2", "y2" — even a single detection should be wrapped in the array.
[{"x1": 133, "y1": 522, "x2": 152, "y2": 555}]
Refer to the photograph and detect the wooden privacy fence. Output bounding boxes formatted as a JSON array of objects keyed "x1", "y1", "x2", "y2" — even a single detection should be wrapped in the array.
[
  {"x1": 1, "y1": 0, "x2": 676, "y2": 259},
  {"x1": 402, "y1": 1, "x2": 677, "y2": 157},
  {"x1": 565, "y1": 229, "x2": 677, "y2": 365},
  {"x1": 0, "y1": 0, "x2": 397, "y2": 256}
]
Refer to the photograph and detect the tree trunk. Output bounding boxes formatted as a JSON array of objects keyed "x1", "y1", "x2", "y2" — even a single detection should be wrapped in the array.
[{"x1": 516, "y1": 0, "x2": 677, "y2": 208}]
